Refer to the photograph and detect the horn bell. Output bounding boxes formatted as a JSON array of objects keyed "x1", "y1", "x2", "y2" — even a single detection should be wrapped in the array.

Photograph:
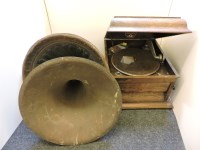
[{"x1": 19, "y1": 57, "x2": 122, "y2": 145}]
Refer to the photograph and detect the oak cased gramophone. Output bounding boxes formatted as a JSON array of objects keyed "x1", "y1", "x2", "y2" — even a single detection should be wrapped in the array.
[{"x1": 104, "y1": 16, "x2": 191, "y2": 109}]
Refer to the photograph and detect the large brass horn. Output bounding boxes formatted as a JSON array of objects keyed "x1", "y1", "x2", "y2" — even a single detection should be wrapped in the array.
[{"x1": 19, "y1": 34, "x2": 122, "y2": 145}]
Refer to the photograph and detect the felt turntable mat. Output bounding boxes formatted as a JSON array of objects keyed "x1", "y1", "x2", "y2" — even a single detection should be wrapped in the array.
[{"x1": 111, "y1": 48, "x2": 160, "y2": 76}]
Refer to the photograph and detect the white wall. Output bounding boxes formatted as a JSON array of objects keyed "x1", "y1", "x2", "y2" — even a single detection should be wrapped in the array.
[
  {"x1": 45, "y1": 0, "x2": 172, "y2": 55},
  {"x1": 161, "y1": 0, "x2": 200, "y2": 149},
  {"x1": 0, "y1": 0, "x2": 50, "y2": 149},
  {"x1": 1, "y1": 0, "x2": 199, "y2": 149}
]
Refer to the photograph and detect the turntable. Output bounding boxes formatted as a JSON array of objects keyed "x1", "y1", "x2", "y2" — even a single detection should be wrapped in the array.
[{"x1": 104, "y1": 16, "x2": 191, "y2": 109}]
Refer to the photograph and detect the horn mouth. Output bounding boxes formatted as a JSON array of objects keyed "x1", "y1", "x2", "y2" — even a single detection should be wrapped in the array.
[
  {"x1": 64, "y1": 79, "x2": 86, "y2": 101},
  {"x1": 65, "y1": 79, "x2": 84, "y2": 95}
]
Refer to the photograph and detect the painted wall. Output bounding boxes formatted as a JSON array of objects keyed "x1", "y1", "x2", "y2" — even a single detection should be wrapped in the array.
[
  {"x1": 161, "y1": 0, "x2": 200, "y2": 149},
  {"x1": 1, "y1": 0, "x2": 199, "y2": 149},
  {"x1": 0, "y1": 0, "x2": 50, "y2": 149},
  {"x1": 45, "y1": 0, "x2": 172, "y2": 55}
]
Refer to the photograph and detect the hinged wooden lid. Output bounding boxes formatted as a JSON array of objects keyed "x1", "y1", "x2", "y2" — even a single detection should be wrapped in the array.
[{"x1": 106, "y1": 16, "x2": 191, "y2": 39}]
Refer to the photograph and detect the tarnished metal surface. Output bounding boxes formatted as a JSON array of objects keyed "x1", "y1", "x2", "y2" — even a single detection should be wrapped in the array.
[
  {"x1": 19, "y1": 57, "x2": 122, "y2": 145},
  {"x1": 23, "y1": 33, "x2": 106, "y2": 79},
  {"x1": 111, "y1": 48, "x2": 160, "y2": 76}
]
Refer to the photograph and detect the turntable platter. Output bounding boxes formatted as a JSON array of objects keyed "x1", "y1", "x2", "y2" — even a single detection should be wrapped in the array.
[{"x1": 111, "y1": 48, "x2": 160, "y2": 76}]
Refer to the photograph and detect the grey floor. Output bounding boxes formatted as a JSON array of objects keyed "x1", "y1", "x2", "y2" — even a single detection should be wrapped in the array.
[{"x1": 2, "y1": 109, "x2": 185, "y2": 150}]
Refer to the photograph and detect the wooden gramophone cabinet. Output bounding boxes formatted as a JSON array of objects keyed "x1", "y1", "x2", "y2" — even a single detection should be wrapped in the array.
[{"x1": 104, "y1": 16, "x2": 191, "y2": 109}]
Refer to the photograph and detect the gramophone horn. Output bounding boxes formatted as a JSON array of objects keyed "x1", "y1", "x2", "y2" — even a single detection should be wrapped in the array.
[
  {"x1": 19, "y1": 57, "x2": 121, "y2": 145},
  {"x1": 22, "y1": 33, "x2": 107, "y2": 79},
  {"x1": 19, "y1": 34, "x2": 122, "y2": 145}
]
